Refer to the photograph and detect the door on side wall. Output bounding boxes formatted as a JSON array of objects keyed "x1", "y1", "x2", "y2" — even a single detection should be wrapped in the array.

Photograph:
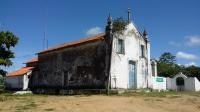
[{"x1": 129, "y1": 61, "x2": 136, "y2": 89}]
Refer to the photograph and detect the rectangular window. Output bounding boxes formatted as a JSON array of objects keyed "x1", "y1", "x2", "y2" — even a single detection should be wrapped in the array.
[
  {"x1": 141, "y1": 45, "x2": 145, "y2": 58},
  {"x1": 117, "y1": 39, "x2": 125, "y2": 54}
]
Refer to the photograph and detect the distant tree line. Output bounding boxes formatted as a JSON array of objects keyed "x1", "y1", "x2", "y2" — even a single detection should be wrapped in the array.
[{"x1": 157, "y1": 52, "x2": 200, "y2": 80}]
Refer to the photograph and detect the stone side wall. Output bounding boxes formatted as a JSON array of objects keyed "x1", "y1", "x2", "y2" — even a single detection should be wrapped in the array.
[
  {"x1": 5, "y1": 75, "x2": 24, "y2": 90},
  {"x1": 31, "y1": 41, "x2": 107, "y2": 91}
]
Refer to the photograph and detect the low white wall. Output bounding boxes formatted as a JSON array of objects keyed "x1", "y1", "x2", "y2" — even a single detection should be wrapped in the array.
[
  {"x1": 167, "y1": 77, "x2": 179, "y2": 90},
  {"x1": 194, "y1": 78, "x2": 200, "y2": 91},
  {"x1": 185, "y1": 78, "x2": 195, "y2": 91},
  {"x1": 152, "y1": 77, "x2": 166, "y2": 90},
  {"x1": 166, "y1": 77, "x2": 172, "y2": 90},
  {"x1": 166, "y1": 77, "x2": 200, "y2": 91}
]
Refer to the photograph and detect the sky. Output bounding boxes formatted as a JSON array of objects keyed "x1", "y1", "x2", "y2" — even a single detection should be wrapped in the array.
[{"x1": 0, "y1": 0, "x2": 200, "y2": 72}]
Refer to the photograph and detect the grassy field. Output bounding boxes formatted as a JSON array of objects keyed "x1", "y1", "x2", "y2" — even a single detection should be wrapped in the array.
[{"x1": 0, "y1": 91, "x2": 200, "y2": 112}]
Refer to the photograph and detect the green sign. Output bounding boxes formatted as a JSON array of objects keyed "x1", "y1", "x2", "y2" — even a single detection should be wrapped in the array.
[{"x1": 156, "y1": 77, "x2": 164, "y2": 82}]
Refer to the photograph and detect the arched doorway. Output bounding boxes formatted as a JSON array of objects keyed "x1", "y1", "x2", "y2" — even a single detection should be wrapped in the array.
[{"x1": 176, "y1": 77, "x2": 185, "y2": 91}]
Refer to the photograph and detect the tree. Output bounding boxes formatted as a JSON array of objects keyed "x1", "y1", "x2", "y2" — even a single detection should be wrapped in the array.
[
  {"x1": 159, "y1": 52, "x2": 176, "y2": 64},
  {"x1": 113, "y1": 17, "x2": 128, "y2": 33},
  {"x1": 157, "y1": 61, "x2": 181, "y2": 77},
  {"x1": 183, "y1": 65, "x2": 200, "y2": 81},
  {"x1": 157, "y1": 52, "x2": 180, "y2": 77},
  {"x1": 157, "y1": 52, "x2": 200, "y2": 79},
  {"x1": 0, "y1": 31, "x2": 19, "y2": 76}
]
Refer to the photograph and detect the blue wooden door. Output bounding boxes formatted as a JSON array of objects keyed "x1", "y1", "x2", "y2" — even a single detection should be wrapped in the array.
[{"x1": 129, "y1": 61, "x2": 136, "y2": 89}]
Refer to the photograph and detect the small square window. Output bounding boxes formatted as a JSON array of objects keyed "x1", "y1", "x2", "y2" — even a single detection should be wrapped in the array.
[{"x1": 117, "y1": 39, "x2": 125, "y2": 54}]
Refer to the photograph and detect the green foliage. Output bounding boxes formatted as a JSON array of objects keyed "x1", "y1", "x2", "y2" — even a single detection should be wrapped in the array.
[
  {"x1": 0, "y1": 31, "x2": 19, "y2": 76},
  {"x1": 113, "y1": 17, "x2": 128, "y2": 33},
  {"x1": 159, "y1": 52, "x2": 176, "y2": 64},
  {"x1": 157, "y1": 52, "x2": 200, "y2": 80},
  {"x1": 182, "y1": 65, "x2": 200, "y2": 80},
  {"x1": 158, "y1": 52, "x2": 179, "y2": 77},
  {"x1": 117, "y1": 91, "x2": 200, "y2": 98},
  {"x1": 44, "y1": 108, "x2": 55, "y2": 111},
  {"x1": 157, "y1": 62, "x2": 181, "y2": 77}
]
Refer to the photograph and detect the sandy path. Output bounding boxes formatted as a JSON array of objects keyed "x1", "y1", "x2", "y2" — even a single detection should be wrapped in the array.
[{"x1": 0, "y1": 95, "x2": 200, "y2": 112}]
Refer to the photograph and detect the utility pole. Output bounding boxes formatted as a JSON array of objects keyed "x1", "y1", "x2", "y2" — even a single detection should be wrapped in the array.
[
  {"x1": 105, "y1": 14, "x2": 113, "y2": 94},
  {"x1": 43, "y1": 0, "x2": 48, "y2": 50}
]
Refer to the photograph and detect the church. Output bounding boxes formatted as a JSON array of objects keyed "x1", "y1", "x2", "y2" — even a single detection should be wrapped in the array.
[{"x1": 6, "y1": 9, "x2": 158, "y2": 94}]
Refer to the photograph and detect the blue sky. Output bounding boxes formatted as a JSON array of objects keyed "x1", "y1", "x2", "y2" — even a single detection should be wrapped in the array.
[{"x1": 0, "y1": 0, "x2": 200, "y2": 72}]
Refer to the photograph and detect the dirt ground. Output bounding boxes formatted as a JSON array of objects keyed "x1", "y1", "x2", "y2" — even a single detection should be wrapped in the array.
[{"x1": 0, "y1": 92, "x2": 200, "y2": 112}]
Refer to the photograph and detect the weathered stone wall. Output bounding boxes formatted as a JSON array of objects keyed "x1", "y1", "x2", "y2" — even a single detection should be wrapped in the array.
[{"x1": 31, "y1": 40, "x2": 107, "y2": 91}]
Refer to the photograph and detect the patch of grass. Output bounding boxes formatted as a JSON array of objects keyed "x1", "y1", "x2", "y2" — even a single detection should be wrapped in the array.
[
  {"x1": 14, "y1": 93, "x2": 34, "y2": 97},
  {"x1": 169, "y1": 95, "x2": 182, "y2": 99},
  {"x1": 15, "y1": 105, "x2": 26, "y2": 111},
  {"x1": 144, "y1": 98, "x2": 151, "y2": 101},
  {"x1": 117, "y1": 91, "x2": 167, "y2": 98},
  {"x1": 26, "y1": 101, "x2": 37, "y2": 108},
  {"x1": 0, "y1": 96, "x2": 13, "y2": 102},
  {"x1": 41, "y1": 100, "x2": 47, "y2": 103},
  {"x1": 44, "y1": 108, "x2": 55, "y2": 111},
  {"x1": 21, "y1": 106, "x2": 31, "y2": 110},
  {"x1": 0, "y1": 90, "x2": 14, "y2": 96},
  {"x1": 15, "y1": 101, "x2": 37, "y2": 111},
  {"x1": 15, "y1": 108, "x2": 23, "y2": 112},
  {"x1": 187, "y1": 98, "x2": 198, "y2": 104},
  {"x1": 172, "y1": 91, "x2": 200, "y2": 95},
  {"x1": 30, "y1": 93, "x2": 49, "y2": 97},
  {"x1": 0, "y1": 96, "x2": 7, "y2": 102},
  {"x1": 112, "y1": 91, "x2": 200, "y2": 98},
  {"x1": 185, "y1": 92, "x2": 200, "y2": 97},
  {"x1": 15, "y1": 97, "x2": 29, "y2": 101},
  {"x1": 155, "y1": 99, "x2": 163, "y2": 101}
]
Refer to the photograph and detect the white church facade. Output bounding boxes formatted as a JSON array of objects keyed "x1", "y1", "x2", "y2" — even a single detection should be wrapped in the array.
[{"x1": 110, "y1": 22, "x2": 156, "y2": 89}]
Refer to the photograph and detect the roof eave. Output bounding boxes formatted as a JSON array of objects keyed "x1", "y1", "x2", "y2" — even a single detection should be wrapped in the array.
[{"x1": 38, "y1": 33, "x2": 105, "y2": 54}]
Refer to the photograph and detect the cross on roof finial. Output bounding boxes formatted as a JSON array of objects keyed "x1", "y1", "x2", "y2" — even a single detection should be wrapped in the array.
[
  {"x1": 107, "y1": 13, "x2": 112, "y2": 24},
  {"x1": 128, "y1": 8, "x2": 131, "y2": 23}
]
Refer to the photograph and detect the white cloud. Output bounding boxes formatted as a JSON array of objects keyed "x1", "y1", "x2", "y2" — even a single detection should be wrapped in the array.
[
  {"x1": 169, "y1": 35, "x2": 200, "y2": 47},
  {"x1": 169, "y1": 41, "x2": 181, "y2": 47},
  {"x1": 185, "y1": 35, "x2": 200, "y2": 46},
  {"x1": 185, "y1": 62, "x2": 197, "y2": 67},
  {"x1": 86, "y1": 27, "x2": 102, "y2": 36},
  {"x1": 176, "y1": 51, "x2": 199, "y2": 61}
]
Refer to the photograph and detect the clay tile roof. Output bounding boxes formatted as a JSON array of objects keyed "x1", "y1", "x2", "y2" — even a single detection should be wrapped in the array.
[
  {"x1": 7, "y1": 67, "x2": 34, "y2": 77},
  {"x1": 24, "y1": 58, "x2": 38, "y2": 64},
  {"x1": 39, "y1": 33, "x2": 105, "y2": 54}
]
